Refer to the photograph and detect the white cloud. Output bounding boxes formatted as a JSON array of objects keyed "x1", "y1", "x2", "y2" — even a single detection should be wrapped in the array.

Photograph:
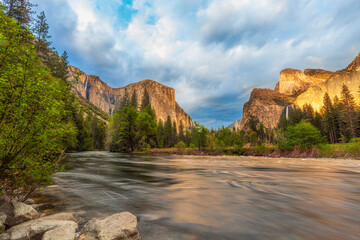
[{"x1": 33, "y1": 0, "x2": 360, "y2": 127}]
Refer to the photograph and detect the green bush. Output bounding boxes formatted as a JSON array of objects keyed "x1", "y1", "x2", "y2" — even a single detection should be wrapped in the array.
[
  {"x1": 277, "y1": 120, "x2": 324, "y2": 151},
  {"x1": 0, "y1": 9, "x2": 69, "y2": 200}
]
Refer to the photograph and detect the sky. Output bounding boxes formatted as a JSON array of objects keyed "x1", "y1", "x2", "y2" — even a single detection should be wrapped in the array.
[{"x1": 32, "y1": 0, "x2": 360, "y2": 128}]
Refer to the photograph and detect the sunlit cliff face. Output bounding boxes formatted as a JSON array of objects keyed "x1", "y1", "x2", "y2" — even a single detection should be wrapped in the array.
[
  {"x1": 236, "y1": 53, "x2": 360, "y2": 129},
  {"x1": 295, "y1": 54, "x2": 360, "y2": 112}
]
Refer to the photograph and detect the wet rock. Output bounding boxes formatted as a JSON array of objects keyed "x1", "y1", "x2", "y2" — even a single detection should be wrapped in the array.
[
  {"x1": 42, "y1": 224, "x2": 76, "y2": 240},
  {"x1": 1, "y1": 212, "x2": 78, "y2": 240},
  {"x1": 0, "y1": 211, "x2": 6, "y2": 234},
  {"x1": 24, "y1": 198, "x2": 36, "y2": 205},
  {"x1": 0, "y1": 200, "x2": 38, "y2": 226},
  {"x1": 80, "y1": 212, "x2": 140, "y2": 240}
]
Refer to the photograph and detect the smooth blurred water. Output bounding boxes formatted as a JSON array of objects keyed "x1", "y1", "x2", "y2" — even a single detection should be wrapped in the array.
[{"x1": 35, "y1": 152, "x2": 360, "y2": 239}]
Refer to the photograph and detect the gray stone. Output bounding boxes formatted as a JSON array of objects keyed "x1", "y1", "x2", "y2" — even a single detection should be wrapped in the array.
[
  {"x1": 1, "y1": 213, "x2": 78, "y2": 240},
  {"x1": 42, "y1": 224, "x2": 76, "y2": 240},
  {"x1": 80, "y1": 212, "x2": 140, "y2": 240},
  {"x1": 0, "y1": 201, "x2": 38, "y2": 226},
  {"x1": 24, "y1": 198, "x2": 36, "y2": 205},
  {"x1": 0, "y1": 211, "x2": 6, "y2": 225}
]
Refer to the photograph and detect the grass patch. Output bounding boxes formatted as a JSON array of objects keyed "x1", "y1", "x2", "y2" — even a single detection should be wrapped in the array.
[{"x1": 318, "y1": 141, "x2": 360, "y2": 159}]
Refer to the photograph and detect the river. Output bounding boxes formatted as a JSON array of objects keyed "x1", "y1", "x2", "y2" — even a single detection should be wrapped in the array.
[{"x1": 35, "y1": 152, "x2": 360, "y2": 239}]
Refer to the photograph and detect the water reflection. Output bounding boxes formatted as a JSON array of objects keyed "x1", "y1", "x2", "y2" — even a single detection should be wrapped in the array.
[{"x1": 35, "y1": 152, "x2": 360, "y2": 239}]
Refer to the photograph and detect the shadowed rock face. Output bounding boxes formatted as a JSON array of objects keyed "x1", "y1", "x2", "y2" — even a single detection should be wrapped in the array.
[
  {"x1": 232, "y1": 53, "x2": 360, "y2": 130},
  {"x1": 238, "y1": 89, "x2": 295, "y2": 130},
  {"x1": 68, "y1": 66, "x2": 193, "y2": 130}
]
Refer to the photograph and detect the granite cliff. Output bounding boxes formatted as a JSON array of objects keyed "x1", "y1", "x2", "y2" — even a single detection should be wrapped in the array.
[
  {"x1": 232, "y1": 53, "x2": 360, "y2": 130},
  {"x1": 68, "y1": 66, "x2": 193, "y2": 130}
]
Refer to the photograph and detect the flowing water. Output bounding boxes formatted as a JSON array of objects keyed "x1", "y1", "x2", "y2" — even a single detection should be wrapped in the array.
[{"x1": 35, "y1": 152, "x2": 360, "y2": 239}]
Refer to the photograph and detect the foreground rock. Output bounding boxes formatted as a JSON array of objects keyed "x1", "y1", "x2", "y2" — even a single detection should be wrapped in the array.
[
  {"x1": 1, "y1": 212, "x2": 78, "y2": 240},
  {"x1": 0, "y1": 211, "x2": 6, "y2": 234},
  {"x1": 42, "y1": 224, "x2": 76, "y2": 240},
  {"x1": 80, "y1": 212, "x2": 140, "y2": 240},
  {"x1": 0, "y1": 201, "x2": 38, "y2": 227}
]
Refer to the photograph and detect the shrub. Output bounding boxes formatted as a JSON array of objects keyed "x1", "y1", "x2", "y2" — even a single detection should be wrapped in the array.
[
  {"x1": 0, "y1": 10, "x2": 68, "y2": 200},
  {"x1": 277, "y1": 120, "x2": 324, "y2": 151},
  {"x1": 175, "y1": 141, "x2": 186, "y2": 154}
]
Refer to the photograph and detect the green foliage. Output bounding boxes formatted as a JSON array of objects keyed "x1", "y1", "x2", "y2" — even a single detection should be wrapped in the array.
[
  {"x1": 175, "y1": 141, "x2": 186, "y2": 154},
  {"x1": 164, "y1": 116, "x2": 173, "y2": 148},
  {"x1": 130, "y1": 89, "x2": 138, "y2": 109},
  {"x1": 0, "y1": 9, "x2": 68, "y2": 200},
  {"x1": 277, "y1": 121, "x2": 324, "y2": 151},
  {"x1": 136, "y1": 105, "x2": 157, "y2": 147},
  {"x1": 318, "y1": 141, "x2": 360, "y2": 159},
  {"x1": 191, "y1": 121, "x2": 209, "y2": 150},
  {"x1": 3, "y1": 0, "x2": 35, "y2": 26}
]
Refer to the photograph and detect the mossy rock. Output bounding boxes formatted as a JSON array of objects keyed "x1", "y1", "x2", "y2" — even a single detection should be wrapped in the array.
[{"x1": 0, "y1": 224, "x2": 4, "y2": 234}]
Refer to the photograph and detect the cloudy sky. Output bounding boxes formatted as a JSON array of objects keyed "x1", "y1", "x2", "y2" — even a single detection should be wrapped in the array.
[{"x1": 32, "y1": 0, "x2": 360, "y2": 128}]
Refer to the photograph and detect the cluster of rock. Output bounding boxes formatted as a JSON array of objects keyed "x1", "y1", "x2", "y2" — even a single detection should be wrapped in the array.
[
  {"x1": 68, "y1": 66, "x2": 193, "y2": 131},
  {"x1": 231, "y1": 53, "x2": 360, "y2": 130},
  {"x1": 0, "y1": 199, "x2": 141, "y2": 240}
]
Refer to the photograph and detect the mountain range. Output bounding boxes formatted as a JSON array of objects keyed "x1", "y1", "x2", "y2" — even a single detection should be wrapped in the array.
[{"x1": 230, "y1": 53, "x2": 360, "y2": 130}]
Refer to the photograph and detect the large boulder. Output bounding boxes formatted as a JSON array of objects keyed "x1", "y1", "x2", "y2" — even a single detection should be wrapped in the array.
[
  {"x1": 42, "y1": 224, "x2": 76, "y2": 240},
  {"x1": 0, "y1": 201, "x2": 38, "y2": 227},
  {"x1": 80, "y1": 212, "x2": 140, "y2": 240},
  {"x1": 1, "y1": 212, "x2": 78, "y2": 240}
]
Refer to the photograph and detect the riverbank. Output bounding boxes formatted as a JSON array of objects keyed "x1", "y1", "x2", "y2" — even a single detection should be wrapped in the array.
[{"x1": 135, "y1": 142, "x2": 360, "y2": 160}]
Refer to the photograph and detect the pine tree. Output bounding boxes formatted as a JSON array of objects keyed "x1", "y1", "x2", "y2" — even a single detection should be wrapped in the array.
[
  {"x1": 321, "y1": 93, "x2": 337, "y2": 143},
  {"x1": 164, "y1": 116, "x2": 172, "y2": 148},
  {"x1": 118, "y1": 89, "x2": 130, "y2": 112},
  {"x1": 59, "y1": 51, "x2": 70, "y2": 80},
  {"x1": 136, "y1": 105, "x2": 157, "y2": 147},
  {"x1": 303, "y1": 103, "x2": 315, "y2": 122},
  {"x1": 340, "y1": 84, "x2": 357, "y2": 139},
  {"x1": 130, "y1": 89, "x2": 138, "y2": 109},
  {"x1": 109, "y1": 105, "x2": 138, "y2": 152},
  {"x1": 3, "y1": 0, "x2": 35, "y2": 26},
  {"x1": 33, "y1": 11, "x2": 50, "y2": 52},
  {"x1": 172, "y1": 121, "x2": 177, "y2": 146},
  {"x1": 141, "y1": 87, "x2": 150, "y2": 110},
  {"x1": 157, "y1": 120, "x2": 164, "y2": 148},
  {"x1": 178, "y1": 121, "x2": 184, "y2": 142}
]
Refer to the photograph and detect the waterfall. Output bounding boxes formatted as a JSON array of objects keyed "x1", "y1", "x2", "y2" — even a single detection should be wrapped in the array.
[
  {"x1": 84, "y1": 76, "x2": 89, "y2": 93},
  {"x1": 286, "y1": 106, "x2": 289, "y2": 120}
]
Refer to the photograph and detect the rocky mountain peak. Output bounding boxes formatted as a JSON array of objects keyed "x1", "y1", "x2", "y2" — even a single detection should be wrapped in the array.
[
  {"x1": 67, "y1": 66, "x2": 193, "y2": 130},
  {"x1": 346, "y1": 53, "x2": 360, "y2": 71},
  {"x1": 275, "y1": 68, "x2": 332, "y2": 96}
]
